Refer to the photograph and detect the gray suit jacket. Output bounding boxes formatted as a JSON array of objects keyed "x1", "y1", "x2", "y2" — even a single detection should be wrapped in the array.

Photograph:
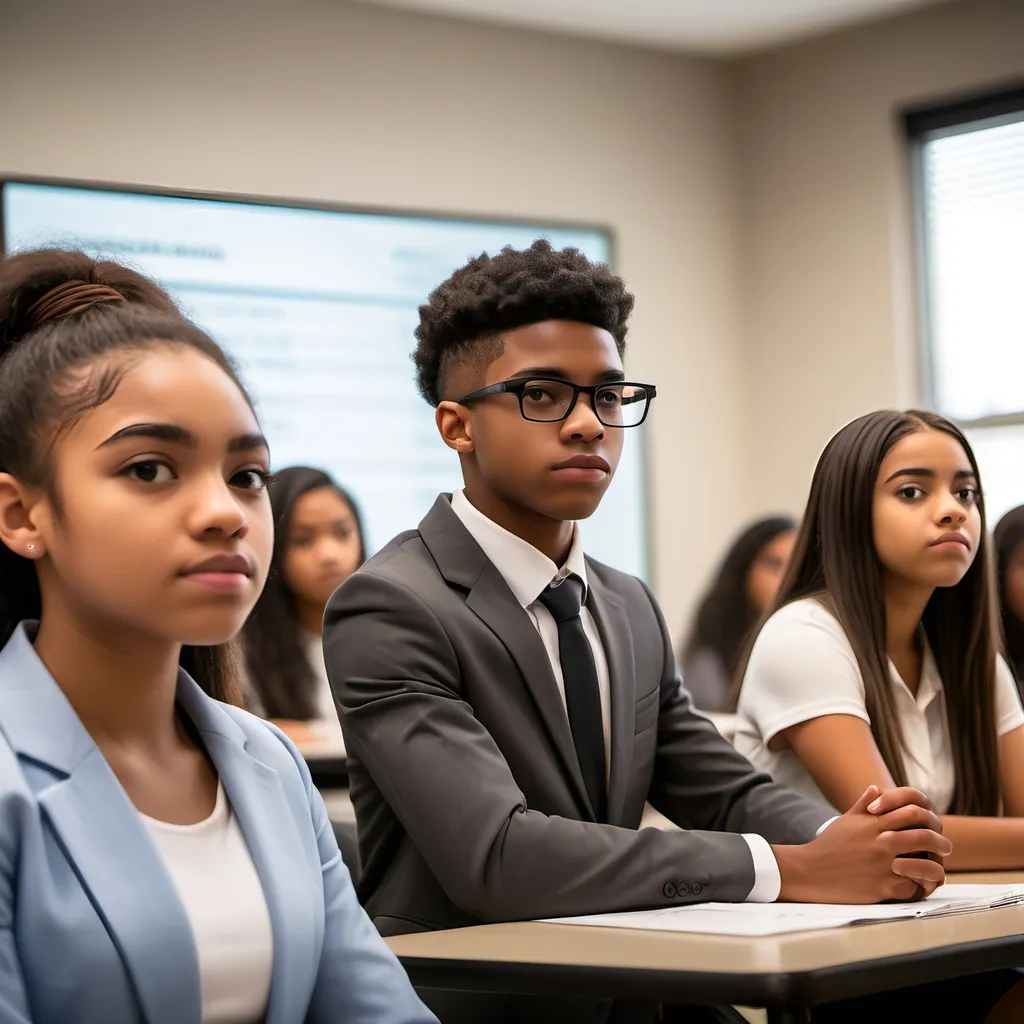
[{"x1": 323, "y1": 495, "x2": 831, "y2": 938}]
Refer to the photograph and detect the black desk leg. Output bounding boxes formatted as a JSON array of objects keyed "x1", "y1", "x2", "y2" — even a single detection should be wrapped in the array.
[{"x1": 767, "y1": 1009, "x2": 811, "y2": 1024}]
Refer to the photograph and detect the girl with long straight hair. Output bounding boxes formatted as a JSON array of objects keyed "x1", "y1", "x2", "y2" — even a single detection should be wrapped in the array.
[
  {"x1": 680, "y1": 515, "x2": 796, "y2": 711},
  {"x1": 993, "y1": 504, "x2": 1024, "y2": 694},
  {"x1": 735, "y1": 409, "x2": 1024, "y2": 872},
  {"x1": 243, "y1": 466, "x2": 366, "y2": 748},
  {"x1": 0, "y1": 249, "x2": 434, "y2": 1024}
]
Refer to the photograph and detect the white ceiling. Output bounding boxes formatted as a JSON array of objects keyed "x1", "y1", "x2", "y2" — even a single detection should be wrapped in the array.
[{"x1": 351, "y1": 0, "x2": 946, "y2": 55}]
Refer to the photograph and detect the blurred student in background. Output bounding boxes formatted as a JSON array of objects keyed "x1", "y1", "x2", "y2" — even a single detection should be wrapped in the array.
[
  {"x1": 680, "y1": 516, "x2": 796, "y2": 711},
  {"x1": 244, "y1": 466, "x2": 365, "y2": 749},
  {"x1": 0, "y1": 250, "x2": 434, "y2": 1023},
  {"x1": 994, "y1": 505, "x2": 1024, "y2": 695},
  {"x1": 736, "y1": 410, "x2": 1024, "y2": 881}
]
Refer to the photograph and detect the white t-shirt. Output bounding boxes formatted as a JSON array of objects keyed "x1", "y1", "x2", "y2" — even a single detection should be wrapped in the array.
[
  {"x1": 301, "y1": 630, "x2": 347, "y2": 753},
  {"x1": 734, "y1": 597, "x2": 1024, "y2": 813},
  {"x1": 141, "y1": 783, "x2": 274, "y2": 1023}
]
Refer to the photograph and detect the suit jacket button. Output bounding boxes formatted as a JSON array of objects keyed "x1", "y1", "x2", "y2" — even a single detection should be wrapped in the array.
[
  {"x1": 677, "y1": 881, "x2": 689, "y2": 897},
  {"x1": 663, "y1": 881, "x2": 677, "y2": 899},
  {"x1": 692, "y1": 882, "x2": 703, "y2": 896}
]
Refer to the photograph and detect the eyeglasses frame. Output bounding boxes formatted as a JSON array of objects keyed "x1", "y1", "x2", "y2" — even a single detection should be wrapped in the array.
[{"x1": 453, "y1": 375, "x2": 657, "y2": 427}]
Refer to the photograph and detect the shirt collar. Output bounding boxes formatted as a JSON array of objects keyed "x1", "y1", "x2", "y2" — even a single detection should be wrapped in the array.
[
  {"x1": 915, "y1": 642, "x2": 944, "y2": 709},
  {"x1": 449, "y1": 489, "x2": 588, "y2": 609},
  {"x1": 887, "y1": 637, "x2": 943, "y2": 712}
]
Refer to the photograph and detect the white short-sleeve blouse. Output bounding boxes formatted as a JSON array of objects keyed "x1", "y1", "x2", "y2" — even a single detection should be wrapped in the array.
[{"x1": 734, "y1": 597, "x2": 1024, "y2": 813}]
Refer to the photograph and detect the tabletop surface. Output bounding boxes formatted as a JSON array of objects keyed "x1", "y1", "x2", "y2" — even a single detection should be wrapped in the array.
[{"x1": 384, "y1": 872, "x2": 1024, "y2": 977}]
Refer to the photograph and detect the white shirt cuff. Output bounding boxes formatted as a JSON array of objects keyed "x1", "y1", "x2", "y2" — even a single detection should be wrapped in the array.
[
  {"x1": 742, "y1": 833, "x2": 781, "y2": 903},
  {"x1": 743, "y1": 819, "x2": 838, "y2": 903}
]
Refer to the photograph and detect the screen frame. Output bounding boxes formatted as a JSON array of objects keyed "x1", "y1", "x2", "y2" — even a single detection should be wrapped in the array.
[
  {"x1": 0, "y1": 172, "x2": 617, "y2": 261},
  {"x1": 0, "y1": 173, "x2": 653, "y2": 582}
]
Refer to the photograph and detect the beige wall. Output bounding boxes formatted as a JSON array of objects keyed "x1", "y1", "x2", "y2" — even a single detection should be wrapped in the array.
[
  {"x1": 734, "y1": 0, "x2": 1024, "y2": 516},
  {"x1": 0, "y1": 0, "x2": 745, "y2": 634},
  {"x1": 2, "y1": 0, "x2": 1023, "y2": 637}
]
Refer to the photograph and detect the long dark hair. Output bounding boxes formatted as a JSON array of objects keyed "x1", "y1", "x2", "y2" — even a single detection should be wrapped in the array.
[
  {"x1": 744, "y1": 409, "x2": 1000, "y2": 815},
  {"x1": 0, "y1": 249, "x2": 255, "y2": 705},
  {"x1": 242, "y1": 466, "x2": 365, "y2": 719},
  {"x1": 994, "y1": 506, "x2": 1024, "y2": 684},
  {"x1": 682, "y1": 516, "x2": 796, "y2": 710}
]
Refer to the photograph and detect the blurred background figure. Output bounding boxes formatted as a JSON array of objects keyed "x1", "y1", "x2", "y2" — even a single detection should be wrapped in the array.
[
  {"x1": 995, "y1": 505, "x2": 1024, "y2": 697},
  {"x1": 680, "y1": 516, "x2": 797, "y2": 712},
  {"x1": 243, "y1": 466, "x2": 366, "y2": 750}
]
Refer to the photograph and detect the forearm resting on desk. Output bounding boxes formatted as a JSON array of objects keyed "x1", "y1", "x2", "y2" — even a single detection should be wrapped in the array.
[
  {"x1": 942, "y1": 816, "x2": 1024, "y2": 871},
  {"x1": 269, "y1": 718, "x2": 319, "y2": 743},
  {"x1": 781, "y1": 717, "x2": 1024, "y2": 872}
]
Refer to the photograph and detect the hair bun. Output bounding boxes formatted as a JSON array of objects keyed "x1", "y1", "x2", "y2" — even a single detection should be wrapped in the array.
[
  {"x1": 25, "y1": 280, "x2": 126, "y2": 328},
  {"x1": 0, "y1": 248, "x2": 180, "y2": 356}
]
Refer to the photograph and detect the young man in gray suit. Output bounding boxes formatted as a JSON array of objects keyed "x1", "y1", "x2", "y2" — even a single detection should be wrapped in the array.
[{"x1": 323, "y1": 242, "x2": 970, "y2": 1023}]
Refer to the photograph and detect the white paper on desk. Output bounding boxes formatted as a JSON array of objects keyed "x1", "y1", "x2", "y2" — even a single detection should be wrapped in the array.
[{"x1": 540, "y1": 885, "x2": 1024, "y2": 937}]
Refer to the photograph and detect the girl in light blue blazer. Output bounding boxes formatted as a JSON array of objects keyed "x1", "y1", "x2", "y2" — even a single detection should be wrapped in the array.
[{"x1": 0, "y1": 248, "x2": 436, "y2": 1024}]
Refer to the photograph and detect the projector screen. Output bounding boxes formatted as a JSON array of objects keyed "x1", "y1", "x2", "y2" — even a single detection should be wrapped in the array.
[{"x1": 1, "y1": 179, "x2": 647, "y2": 576}]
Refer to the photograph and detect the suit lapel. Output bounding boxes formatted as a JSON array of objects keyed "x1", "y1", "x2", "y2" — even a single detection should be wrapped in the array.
[
  {"x1": 0, "y1": 625, "x2": 200, "y2": 1024},
  {"x1": 419, "y1": 496, "x2": 595, "y2": 819},
  {"x1": 465, "y1": 564, "x2": 594, "y2": 818},
  {"x1": 585, "y1": 565, "x2": 637, "y2": 825},
  {"x1": 178, "y1": 680, "x2": 320, "y2": 1024}
]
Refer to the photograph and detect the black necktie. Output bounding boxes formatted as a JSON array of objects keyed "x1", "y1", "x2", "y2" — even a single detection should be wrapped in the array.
[{"x1": 538, "y1": 574, "x2": 607, "y2": 821}]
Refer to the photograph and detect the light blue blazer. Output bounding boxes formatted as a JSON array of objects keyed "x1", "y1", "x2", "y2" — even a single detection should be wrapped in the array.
[{"x1": 0, "y1": 623, "x2": 437, "y2": 1024}]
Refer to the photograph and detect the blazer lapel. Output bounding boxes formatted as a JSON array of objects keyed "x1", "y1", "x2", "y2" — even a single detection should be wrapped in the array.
[
  {"x1": 0, "y1": 625, "x2": 200, "y2": 1024},
  {"x1": 419, "y1": 496, "x2": 595, "y2": 819},
  {"x1": 585, "y1": 567, "x2": 637, "y2": 825},
  {"x1": 39, "y1": 762, "x2": 202, "y2": 1024},
  {"x1": 178, "y1": 679, "x2": 320, "y2": 1024}
]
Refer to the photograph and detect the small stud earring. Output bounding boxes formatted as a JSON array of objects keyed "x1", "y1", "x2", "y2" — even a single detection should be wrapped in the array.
[{"x1": 27, "y1": 544, "x2": 36, "y2": 551}]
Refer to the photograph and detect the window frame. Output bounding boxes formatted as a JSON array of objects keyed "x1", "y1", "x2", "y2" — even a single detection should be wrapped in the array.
[{"x1": 904, "y1": 81, "x2": 1024, "y2": 428}]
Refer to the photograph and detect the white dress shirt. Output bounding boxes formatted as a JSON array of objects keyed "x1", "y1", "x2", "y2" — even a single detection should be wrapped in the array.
[{"x1": 449, "y1": 489, "x2": 785, "y2": 902}]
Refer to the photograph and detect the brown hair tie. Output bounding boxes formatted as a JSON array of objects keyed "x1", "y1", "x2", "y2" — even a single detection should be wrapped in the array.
[{"x1": 26, "y1": 280, "x2": 126, "y2": 328}]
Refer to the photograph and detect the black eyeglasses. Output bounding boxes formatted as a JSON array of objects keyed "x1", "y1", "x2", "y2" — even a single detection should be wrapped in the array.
[{"x1": 455, "y1": 376, "x2": 657, "y2": 428}]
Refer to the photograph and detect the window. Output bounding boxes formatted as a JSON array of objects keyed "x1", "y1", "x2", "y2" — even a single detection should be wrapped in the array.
[{"x1": 908, "y1": 85, "x2": 1024, "y2": 526}]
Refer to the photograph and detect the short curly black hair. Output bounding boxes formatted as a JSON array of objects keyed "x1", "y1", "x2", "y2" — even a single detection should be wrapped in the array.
[{"x1": 412, "y1": 239, "x2": 635, "y2": 406}]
